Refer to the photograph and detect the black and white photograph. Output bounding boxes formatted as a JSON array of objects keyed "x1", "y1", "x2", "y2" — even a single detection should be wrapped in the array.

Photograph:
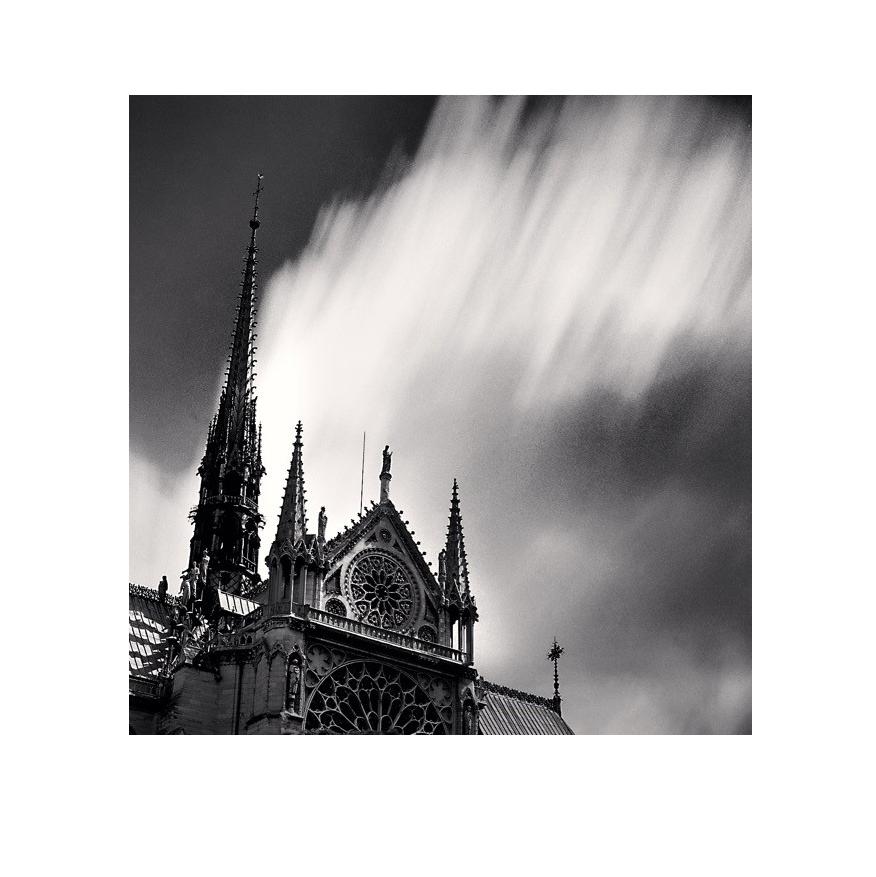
[
  {"x1": 6, "y1": 5, "x2": 875, "y2": 874},
  {"x1": 129, "y1": 95, "x2": 751, "y2": 735}
]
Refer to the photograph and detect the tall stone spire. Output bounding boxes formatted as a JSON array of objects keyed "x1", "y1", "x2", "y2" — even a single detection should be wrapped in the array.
[
  {"x1": 443, "y1": 478, "x2": 477, "y2": 664},
  {"x1": 266, "y1": 419, "x2": 328, "y2": 609},
  {"x1": 188, "y1": 175, "x2": 266, "y2": 593},
  {"x1": 215, "y1": 173, "x2": 262, "y2": 471},
  {"x1": 444, "y1": 478, "x2": 471, "y2": 599},
  {"x1": 276, "y1": 421, "x2": 306, "y2": 544}
]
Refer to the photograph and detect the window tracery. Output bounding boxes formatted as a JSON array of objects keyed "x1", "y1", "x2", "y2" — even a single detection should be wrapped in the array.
[
  {"x1": 346, "y1": 551, "x2": 415, "y2": 630},
  {"x1": 304, "y1": 660, "x2": 446, "y2": 735},
  {"x1": 324, "y1": 597, "x2": 347, "y2": 617},
  {"x1": 417, "y1": 625, "x2": 436, "y2": 642}
]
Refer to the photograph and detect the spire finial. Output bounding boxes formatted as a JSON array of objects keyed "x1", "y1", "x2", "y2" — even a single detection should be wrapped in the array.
[
  {"x1": 250, "y1": 173, "x2": 263, "y2": 230},
  {"x1": 547, "y1": 637, "x2": 564, "y2": 714},
  {"x1": 444, "y1": 478, "x2": 473, "y2": 605},
  {"x1": 276, "y1": 420, "x2": 307, "y2": 544}
]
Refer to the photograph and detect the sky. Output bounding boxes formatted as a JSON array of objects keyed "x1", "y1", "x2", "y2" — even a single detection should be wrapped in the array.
[{"x1": 130, "y1": 95, "x2": 751, "y2": 734}]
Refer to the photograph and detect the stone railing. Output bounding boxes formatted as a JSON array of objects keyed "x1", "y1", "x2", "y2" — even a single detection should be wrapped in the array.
[
  {"x1": 308, "y1": 608, "x2": 465, "y2": 663},
  {"x1": 242, "y1": 605, "x2": 265, "y2": 626},
  {"x1": 129, "y1": 676, "x2": 167, "y2": 699},
  {"x1": 189, "y1": 494, "x2": 259, "y2": 517},
  {"x1": 238, "y1": 603, "x2": 465, "y2": 663}
]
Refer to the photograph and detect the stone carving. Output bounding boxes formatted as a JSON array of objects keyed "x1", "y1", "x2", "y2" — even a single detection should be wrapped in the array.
[
  {"x1": 425, "y1": 676, "x2": 451, "y2": 708},
  {"x1": 158, "y1": 575, "x2": 168, "y2": 602},
  {"x1": 267, "y1": 640, "x2": 288, "y2": 662},
  {"x1": 318, "y1": 506, "x2": 327, "y2": 541},
  {"x1": 380, "y1": 445, "x2": 392, "y2": 477},
  {"x1": 306, "y1": 643, "x2": 335, "y2": 678}
]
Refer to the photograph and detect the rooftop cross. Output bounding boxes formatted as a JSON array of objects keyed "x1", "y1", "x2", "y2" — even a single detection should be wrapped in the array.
[{"x1": 547, "y1": 637, "x2": 564, "y2": 713}]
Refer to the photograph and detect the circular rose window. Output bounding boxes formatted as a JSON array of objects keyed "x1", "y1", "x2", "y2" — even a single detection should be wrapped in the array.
[{"x1": 348, "y1": 551, "x2": 415, "y2": 629}]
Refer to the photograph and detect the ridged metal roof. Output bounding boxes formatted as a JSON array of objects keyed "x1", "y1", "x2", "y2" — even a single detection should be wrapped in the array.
[
  {"x1": 129, "y1": 588, "x2": 174, "y2": 678},
  {"x1": 129, "y1": 584, "x2": 256, "y2": 679},
  {"x1": 217, "y1": 590, "x2": 258, "y2": 616},
  {"x1": 479, "y1": 683, "x2": 574, "y2": 735}
]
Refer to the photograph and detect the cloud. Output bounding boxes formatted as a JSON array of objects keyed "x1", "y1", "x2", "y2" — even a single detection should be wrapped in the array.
[{"x1": 129, "y1": 451, "x2": 194, "y2": 590}]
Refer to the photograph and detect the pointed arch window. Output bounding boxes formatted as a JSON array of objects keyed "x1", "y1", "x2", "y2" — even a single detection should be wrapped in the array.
[{"x1": 281, "y1": 556, "x2": 293, "y2": 599}]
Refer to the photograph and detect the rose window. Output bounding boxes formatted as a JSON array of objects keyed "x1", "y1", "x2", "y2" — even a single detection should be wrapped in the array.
[
  {"x1": 305, "y1": 661, "x2": 446, "y2": 735},
  {"x1": 349, "y1": 552, "x2": 414, "y2": 629}
]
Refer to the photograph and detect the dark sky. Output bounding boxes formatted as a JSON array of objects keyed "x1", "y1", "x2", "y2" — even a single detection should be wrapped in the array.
[
  {"x1": 130, "y1": 96, "x2": 436, "y2": 470},
  {"x1": 130, "y1": 96, "x2": 751, "y2": 733}
]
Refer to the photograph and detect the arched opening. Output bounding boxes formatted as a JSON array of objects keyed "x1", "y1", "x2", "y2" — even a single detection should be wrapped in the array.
[
  {"x1": 281, "y1": 556, "x2": 293, "y2": 600},
  {"x1": 223, "y1": 471, "x2": 242, "y2": 497},
  {"x1": 292, "y1": 557, "x2": 306, "y2": 604}
]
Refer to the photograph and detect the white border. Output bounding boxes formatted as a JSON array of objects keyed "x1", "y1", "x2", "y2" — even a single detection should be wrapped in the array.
[{"x1": 7, "y1": 2, "x2": 874, "y2": 874}]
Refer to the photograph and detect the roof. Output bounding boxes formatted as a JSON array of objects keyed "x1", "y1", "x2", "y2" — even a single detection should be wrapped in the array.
[
  {"x1": 478, "y1": 681, "x2": 574, "y2": 735},
  {"x1": 129, "y1": 583, "x2": 257, "y2": 680},
  {"x1": 129, "y1": 585, "x2": 174, "y2": 678},
  {"x1": 218, "y1": 590, "x2": 258, "y2": 615}
]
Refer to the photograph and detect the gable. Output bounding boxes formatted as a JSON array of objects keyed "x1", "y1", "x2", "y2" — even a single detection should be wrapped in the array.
[
  {"x1": 322, "y1": 502, "x2": 441, "y2": 637},
  {"x1": 326, "y1": 501, "x2": 440, "y2": 600}
]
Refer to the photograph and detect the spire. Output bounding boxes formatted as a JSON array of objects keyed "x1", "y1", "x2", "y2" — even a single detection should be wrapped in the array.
[
  {"x1": 188, "y1": 176, "x2": 266, "y2": 590},
  {"x1": 276, "y1": 421, "x2": 306, "y2": 544},
  {"x1": 444, "y1": 478, "x2": 471, "y2": 600},
  {"x1": 215, "y1": 173, "x2": 263, "y2": 472}
]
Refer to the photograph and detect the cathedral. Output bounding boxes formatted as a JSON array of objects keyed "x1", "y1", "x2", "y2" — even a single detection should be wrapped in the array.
[{"x1": 129, "y1": 179, "x2": 573, "y2": 735}]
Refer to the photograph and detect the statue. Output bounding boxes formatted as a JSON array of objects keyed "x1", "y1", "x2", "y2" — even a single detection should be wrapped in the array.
[
  {"x1": 438, "y1": 549, "x2": 446, "y2": 584},
  {"x1": 318, "y1": 506, "x2": 327, "y2": 541},
  {"x1": 286, "y1": 658, "x2": 302, "y2": 713},
  {"x1": 157, "y1": 575, "x2": 168, "y2": 602},
  {"x1": 463, "y1": 701, "x2": 475, "y2": 735},
  {"x1": 199, "y1": 549, "x2": 211, "y2": 585},
  {"x1": 179, "y1": 564, "x2": 197, "y2": 604},
  {"x1": 380, "y1": 445, "x2": 392, "y2": 477}
]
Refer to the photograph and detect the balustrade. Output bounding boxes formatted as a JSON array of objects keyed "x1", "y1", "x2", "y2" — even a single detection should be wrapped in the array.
[
  {"x1": 308, "y1": 608, "x2": 465, "y2": 662},
  {"x1": 238, "y1": 604, "x2": 465, "y2": 662}
]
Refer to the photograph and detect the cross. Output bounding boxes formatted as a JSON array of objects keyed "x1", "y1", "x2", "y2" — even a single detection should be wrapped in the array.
[{"x1": 547, "y1": 637, "x2": 564, "y2": 701}]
